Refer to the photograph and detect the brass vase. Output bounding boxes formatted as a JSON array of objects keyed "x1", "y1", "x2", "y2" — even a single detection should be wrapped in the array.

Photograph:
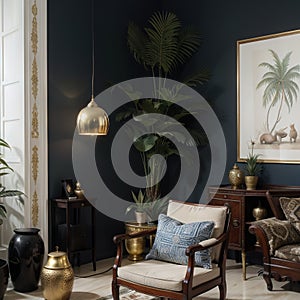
[
  {"x1": 244, "y1": 175, "x2": 258, "y2": 190},
  {"x1": 252, "y1": 202, "x2": 267, "y2": 245},
  {"x1": 41, "y1": 248, "x2": 74, "y2": 300},
  {"x1": 228, "y1": 164, "x2": 244, "y2": 189},
  {"x1": 125, "y1": 222, "x2": 147, "y2": 261}
]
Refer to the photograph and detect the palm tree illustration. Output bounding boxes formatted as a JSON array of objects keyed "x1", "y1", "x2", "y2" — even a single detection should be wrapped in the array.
[{"x1": 256, "y1": 49, "x2": 300, "y2": 134}]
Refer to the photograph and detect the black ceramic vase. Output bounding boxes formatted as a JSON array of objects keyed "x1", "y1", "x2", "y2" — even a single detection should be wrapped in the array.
[
  {"x1": 8, "y1": 228, "x2": 44, "y2": 292},
  {"x1": 0, "y1": 259, "x2": 9, "y2": 300}
]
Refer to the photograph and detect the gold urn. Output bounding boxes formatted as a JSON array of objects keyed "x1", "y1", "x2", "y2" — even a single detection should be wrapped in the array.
[
  {"x1": 228, "y1": 163, "x2": 244, "y2": 189},
  {"x1": 41, "y1": 247, "x2": 74, "y2": 300}
]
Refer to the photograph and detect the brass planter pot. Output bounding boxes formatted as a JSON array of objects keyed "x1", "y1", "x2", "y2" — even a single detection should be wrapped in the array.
[
  {"x1": 41, "y1": 248, "x2": 74, "y2": 300},
  {"x1": 125, "y1": 222, "x2": 146, "y2": 261},
  {"x1": 252, "y1": 202, "x2": 267, "y2": 245},
  {"x1": 244, "y1": 175, "x2": 258, "y2": 190},
  {"x1": 124, "y1": 222, "x2": 157, "y2": 261}
]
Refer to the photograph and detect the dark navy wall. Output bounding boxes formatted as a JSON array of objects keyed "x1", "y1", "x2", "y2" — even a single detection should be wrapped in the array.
[
  {"x1": 162, "y1": 0, "x2": 300, "y2": 185},
  {"x1": 48, "y1": 0, "x2": 300, "y2": 259},
  {"x1": 48, "y1": 0, "x2": 161, "y2": 258}
]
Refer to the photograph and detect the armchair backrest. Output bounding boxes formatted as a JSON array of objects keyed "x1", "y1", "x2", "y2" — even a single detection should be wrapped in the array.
[{"x1": 167, "y1": 200, "x2": 229, "y2": 262}]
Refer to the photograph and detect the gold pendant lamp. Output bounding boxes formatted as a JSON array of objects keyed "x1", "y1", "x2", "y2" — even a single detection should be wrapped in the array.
[{"x1": 76, "y1": 0, "x2": 109, "y2": 135}]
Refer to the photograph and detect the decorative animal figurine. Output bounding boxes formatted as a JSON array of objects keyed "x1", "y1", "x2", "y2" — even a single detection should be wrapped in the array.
[
  {"x1": 289, "y1": 124, "x2": 297, "y2": 143},
  {"x1": 275, "y1": 127, "x2": 288, "y2": 143},
  {"x1": 260, "y1": 128, "x2": 287, "y2": 144},
  {"x1": 260, "y1": 133, "x2": 277, "y2": 144}
]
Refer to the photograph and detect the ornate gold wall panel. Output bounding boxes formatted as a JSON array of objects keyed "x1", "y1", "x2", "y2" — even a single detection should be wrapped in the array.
[{"x1": 31, "y1": 0, "x2": 39, "y2": 227}]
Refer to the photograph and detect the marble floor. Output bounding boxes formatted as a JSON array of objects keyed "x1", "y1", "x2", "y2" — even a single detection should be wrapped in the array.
[{"x1": 4, "y1": 258, "x2": 300, "y2": 299}]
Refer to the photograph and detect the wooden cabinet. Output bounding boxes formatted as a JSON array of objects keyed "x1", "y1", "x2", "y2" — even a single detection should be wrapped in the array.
[
  {"x1": 211, "y1": 194, "x2": 243, "y2": 249},
  {"x1": 209, "y1": 185, "x2": 300, "y2": 280}
]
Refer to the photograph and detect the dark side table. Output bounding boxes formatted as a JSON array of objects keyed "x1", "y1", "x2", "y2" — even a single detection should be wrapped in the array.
[{"x1": 50, "y1": 198, "x2": 96, "y2": 271}]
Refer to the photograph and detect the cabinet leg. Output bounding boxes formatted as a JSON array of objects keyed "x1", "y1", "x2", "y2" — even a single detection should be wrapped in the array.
[{"x1": 242, "y1": 250, "x2": 246, "y2": 280}]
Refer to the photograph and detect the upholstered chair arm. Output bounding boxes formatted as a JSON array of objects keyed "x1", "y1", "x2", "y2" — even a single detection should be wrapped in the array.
[
  {"x1": 185, "y1": 233, "x2": 226, "y2": 256},
  {"x1": 250, "y1": 217, "x2": 300, "y2": 259}
]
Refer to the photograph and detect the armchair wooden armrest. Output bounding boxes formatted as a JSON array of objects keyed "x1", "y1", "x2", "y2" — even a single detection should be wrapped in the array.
[
  {"x1": 113, "y1": 227, "x2": 157, "y2": 270},
  {"x1": 183, "y1": 233, "x2": 227, "y2": 290},
  {"x1": 186, "y1": 234, "x2": 226, "y2": 256},
  {"x1": 249, "y1": 223, "x2": 270, "y2": 260},
  {"x1": 113, "y1": 227, "x2": 157, "y2": 244}
]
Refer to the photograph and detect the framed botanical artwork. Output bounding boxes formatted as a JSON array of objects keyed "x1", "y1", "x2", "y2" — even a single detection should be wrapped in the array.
[{"x1": 237, "y1": 29, "x2": 300, "y2": 164}]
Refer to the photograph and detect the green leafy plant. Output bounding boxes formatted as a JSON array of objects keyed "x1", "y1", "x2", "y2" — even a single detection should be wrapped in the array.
[
  {"x1": 125, "y1": 190, "x2": 169, "y2": 223},
  {"x1": 144, "y1": 195, "x2": 169, "y2": 223},
  {"x1": 125, "y1": 190, "x2": 149, "y2": 214},
  {"x1": 245, "y1": 141, "x2": 262, "y2": 176},
  {"x1": 119, "y1": 11, "x2": 210, "y2": 219},
  {"x1": 0, "y1": 138, "x2": 24, "y2": 224}
]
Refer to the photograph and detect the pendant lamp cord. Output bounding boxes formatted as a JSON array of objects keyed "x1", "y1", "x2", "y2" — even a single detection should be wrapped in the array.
[{"x1": 91, "y1": 0, "x2": 95, "y2": 99}]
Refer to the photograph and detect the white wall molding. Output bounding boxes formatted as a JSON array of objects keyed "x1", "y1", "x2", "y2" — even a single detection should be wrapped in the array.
[{"x1": 24, "y1": 0, "x2": 48, "y2": 250}]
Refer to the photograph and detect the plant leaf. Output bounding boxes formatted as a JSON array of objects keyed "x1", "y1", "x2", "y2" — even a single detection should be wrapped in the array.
[{"x1": 134, "y1": 135, "x2": 158, "y2": 152}]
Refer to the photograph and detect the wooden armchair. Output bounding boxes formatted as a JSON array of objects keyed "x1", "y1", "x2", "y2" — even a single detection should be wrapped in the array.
[
  {"x1": 112, "y1": 200, "x2": 231, "y2": 300},
  {"x1": 249, "y1": 190, "x2": 300, "y2": 291}
]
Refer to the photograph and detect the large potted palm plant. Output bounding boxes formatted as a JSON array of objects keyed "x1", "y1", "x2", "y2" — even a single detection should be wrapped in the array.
[
  {"x1": 117, "y1": 11, "x2": 210, "y2": 222},
  {"x1": 0, "y1": 138, "x2": 24, "y2": 299}
]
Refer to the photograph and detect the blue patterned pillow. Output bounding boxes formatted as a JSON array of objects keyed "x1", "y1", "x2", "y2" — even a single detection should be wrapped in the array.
[{"x1": 145, "y1": 214, "x2": 215, "y2": 268}]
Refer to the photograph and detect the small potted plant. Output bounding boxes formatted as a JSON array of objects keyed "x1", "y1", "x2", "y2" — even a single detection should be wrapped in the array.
[
  {"x1": 126, "y1": 190, "x2": 149, "y2": 224},
  {"x1": 144, "y1": 195, "x2": 169, "y2": 224},
  {"x1": 244, "y1": 140, "x2": 262, "y2": 190}
]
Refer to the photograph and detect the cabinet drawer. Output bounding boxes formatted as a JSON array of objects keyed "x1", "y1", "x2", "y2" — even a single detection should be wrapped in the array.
[
  {"x1": 210, "y1": 198, "x2": 242, "y2": 249},
  {"x1": 211, "y1": 192, "x2": 243, "y2": 201}
]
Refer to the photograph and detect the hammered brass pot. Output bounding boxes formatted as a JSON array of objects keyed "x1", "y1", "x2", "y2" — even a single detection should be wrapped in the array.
[
  {"x1": 40, "y1": 248, "x2": 74, "y2": 300},
  {"x1": 244, "y1": 175, "x2": 258, "y2": 190},
  {"x1": 125, "y1": 222, "x2": 146, "y2": 261}
]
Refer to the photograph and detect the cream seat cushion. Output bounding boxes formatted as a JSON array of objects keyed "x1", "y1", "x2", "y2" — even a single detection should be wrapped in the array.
[
  {"x1": 118, "y1": 260, "x2": 220, "y2": 292},
  {"x1": 167, "y1": 200, "x2": 228, "y2": 261}
]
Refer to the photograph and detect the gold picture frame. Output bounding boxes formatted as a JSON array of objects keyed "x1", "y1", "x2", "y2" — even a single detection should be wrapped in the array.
[{"x1": 237, "y1": 29, "x2": 300, "y2": 164}]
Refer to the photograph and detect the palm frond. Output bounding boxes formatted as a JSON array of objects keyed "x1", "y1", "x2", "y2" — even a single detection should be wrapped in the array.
[
  {"x1": 0, "y1": 157, "x2": 13, "y2": 171},
  {"x1": 183, "y1": 69, "x2": 210, "y2": 87},
  {"x1": 0, "y1": 189, "x2": 24, "y2": 198},
  {"x1": 0, "y1": 204, "x2": 6, "y2": 219},
  {"x1": 0, "y1": 138, "x2": 25, "y2": 221},
  {"x1": 115, "y1": 108, "x2": 136, "y2": 122},
  {"x1": 144, "y1": 11, "x2": 181, "y2": 74},
  {"x1": 0, "y1": 138, "x2": 10, "y2": 149},
  {"x1": 127, "y1": 22, "x2": 149, "y2": 67},
  {"x1": 176, "y1": 26, "x2": 201, "y2": 66}
]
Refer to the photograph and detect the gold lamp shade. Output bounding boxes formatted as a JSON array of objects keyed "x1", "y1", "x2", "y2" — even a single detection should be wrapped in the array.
[{"x1": 77, "y1": 97, "x2": 109, "y2": 135}]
